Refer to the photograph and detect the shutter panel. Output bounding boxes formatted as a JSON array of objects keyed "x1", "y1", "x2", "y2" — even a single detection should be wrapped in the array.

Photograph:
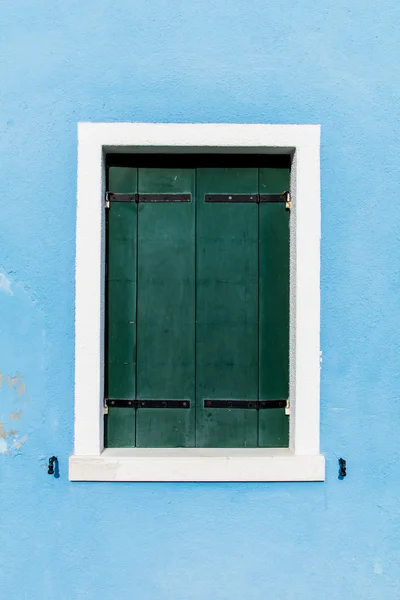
[
  {"x1": 106, "y1": 167, "x2": 137, "y2": 447},
  {"x1": 196, "y1": 168, "x2": 259, "y2": 447},
  {"x1": 258, "y1": 167, "x2": 290, "y2": 447},
  {"x1": 135, "y1": 168, "x2": 196, "y2": 447},
  {"x1": 105, "y1": 162, "x2": 290, "y2": 449}
]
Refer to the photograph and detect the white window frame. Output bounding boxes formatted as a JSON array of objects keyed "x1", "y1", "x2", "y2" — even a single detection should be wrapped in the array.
[{"x1": 69, "y1": 122, "x2": 324, "y2": 482}]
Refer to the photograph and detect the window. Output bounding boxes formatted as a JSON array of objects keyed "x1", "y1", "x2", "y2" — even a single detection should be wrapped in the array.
[{"x1": 69, "y1": 123, "x2": 324, "y2": 481}]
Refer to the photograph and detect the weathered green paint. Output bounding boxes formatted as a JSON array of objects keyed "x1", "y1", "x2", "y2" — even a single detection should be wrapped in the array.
[
  {"x1": 135, "y1": 169, "x2": 196, "y2": 447},
  {"x1": 105, "y1": 407, "x2": 136, "y2": 448},
  {"x1": 105, "y1": 167, "x2": 137, "y2": 447},
  {"x1": 105, "y1": 164, "x2": 290, "y2": 448},
  {"x1": 107, "y1": 314, "x2": 136, "y2": 398},
  {"x1": 108, "y1": 166, "x2": 138, "y2": 193},
  {"x1": 196, "y1": 168, "x2": 259, "y2": 447},
  {"x1": 258, "y1": 167, "x2": 290, "y2": 447},
  {"x1": 258, "y1": 407, "x2": 289, "y2": 448},
  {"x1": 259, "y1": 166, "x2": 290, "y2": 194},
  {"x1": 106, "y1": 204, "x2": 137, "y2": 400}
]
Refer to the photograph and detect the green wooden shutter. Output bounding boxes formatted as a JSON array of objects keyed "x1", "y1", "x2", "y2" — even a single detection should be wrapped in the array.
[
  {"x1": 258, "y1": 167, "x2": 290, "y2": 447},
  {"x1": 105, "y1": 167, "x2": 137, "y2": 447},
  {"x1": 105, "y1": 162, "x2": 290, "y2": 449},
  {"x1": 196, "y1": 168, "x2": 259, "y2": 447},
  {"x1": 135, "y1": 168, "x2": 196, "y2": 447}
]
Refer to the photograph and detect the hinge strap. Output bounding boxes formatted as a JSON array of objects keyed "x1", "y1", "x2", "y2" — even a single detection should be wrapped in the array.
[
  {"x1": 259, "y1": 192, "x2": 290, "y2": 204},
  {"x1": 106, "y1": 192, "x2": 290, "y2": 208},
  {"x1": 106, "y1": 399, "x2": 285, "y2": 410},
  {"x1": 204, "y1": 399, "x2": 287, "y2": 409},
  {"x1": 106, "y1": 399, "x2": 190, "y2": 409},
  {"x1": 205, "y1": 192, "x2": 291, "y2": 208},
  {"x1": 105, "y1": 192, "x2": 136, "y2": 208},
  {"x1": 106, "y1": 192, "x2": 191, "y2": 206}
]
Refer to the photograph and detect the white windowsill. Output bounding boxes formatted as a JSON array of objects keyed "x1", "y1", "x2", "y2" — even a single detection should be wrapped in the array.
[{"x1": 69, "y1": 449, "x2": 325, "y2": 482}]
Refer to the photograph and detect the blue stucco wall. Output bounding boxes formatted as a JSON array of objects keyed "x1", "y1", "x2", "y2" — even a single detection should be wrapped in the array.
[{"x1": 1, "y1": 1, "x2": 399, "y2": 598}]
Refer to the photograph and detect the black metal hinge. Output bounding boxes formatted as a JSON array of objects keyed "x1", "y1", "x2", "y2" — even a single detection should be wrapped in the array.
[
  {"x1": 205, "y1": 192, "x2": 291, "y2": 209},
  {"x1": 203, "y1": 399, "x2": 287, "y2": 409},
  {"x1": 106, "y1": 398, "x2": 287, "y2": 412},
  {"x1": 106, "y1": 192, "x2": 191, "y2": 207},
  {"x1": 105, "y1": 399, "x2": 190, "y2": 409},
  {"x1": 105, "y1": 192, "x2": 290, "y2": 208}
]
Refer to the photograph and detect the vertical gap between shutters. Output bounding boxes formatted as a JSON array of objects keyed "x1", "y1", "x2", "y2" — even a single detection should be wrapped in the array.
[
  {"x1": 135, "y1": 167, "x2": 139, "y2": 446},
  {"x1": 257, "y1": 167, "x2": 260, "y2": 447}
]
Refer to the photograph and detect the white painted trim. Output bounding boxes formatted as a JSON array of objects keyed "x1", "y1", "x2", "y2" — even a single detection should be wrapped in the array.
[
  {"x1": 69, "y1": 449, "x2": 325, "y2": 482},
  {"x1": 72, "y1": 122, "x2": 323, "y2": 481}
]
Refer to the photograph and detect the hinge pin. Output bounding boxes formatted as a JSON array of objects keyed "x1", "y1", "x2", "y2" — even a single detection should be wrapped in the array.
[{"x1": 285, "y1": 192, "x2": 291, "y2": 211}]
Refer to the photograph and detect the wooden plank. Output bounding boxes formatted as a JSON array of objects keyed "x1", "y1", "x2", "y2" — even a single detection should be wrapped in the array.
[
  {"x1": 136, "y1": 168, "x2": 196, "y2": 447},
  {"x1": 108, "y1": 166, "x2": 138, "y2": 193},
  {"x1": 105, "y1": 167, "x2": 137, "y2": 447},
  {"x1": 258, "y1": 167, "x2": 290, "y2": 447},
  {"x1": 105, "y1": 407, "x2": 136, "y2": 448},
  {"x1": 196, "y1": 168, "x2": 259, "y2": 447},
  {"x1": 259, "y1": 166, "x2": 290, "y2": 194}
]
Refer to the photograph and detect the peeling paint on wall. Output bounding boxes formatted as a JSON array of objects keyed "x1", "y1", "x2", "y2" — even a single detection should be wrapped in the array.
[
  {"x1": 0, "y1": 372, "x2": 29, "y2": 455},
  {"x1": 6, "y1": 375, "x2": 26, "y2": 397},
  {"x1": 374, "y1": 558, "x2": 383, "y2": 575},
  {"x1": 9, "y1": 409, "x2": 22, "y2": 420},
  {"x1": 0, "y1": 272, "x2": 13, "y2": 296}
]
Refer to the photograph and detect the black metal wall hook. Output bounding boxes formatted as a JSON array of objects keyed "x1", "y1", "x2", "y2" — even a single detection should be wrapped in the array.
[
  {"x1": 338, "y1": 458, "x2": 347, "y2": 479},
  {"x1": 48, "y1": 456, "x2": 58, "y2": 476}
]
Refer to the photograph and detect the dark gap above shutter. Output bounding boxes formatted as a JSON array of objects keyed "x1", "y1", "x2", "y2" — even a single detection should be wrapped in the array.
[{"x1": 106, "y1": 154, "x2": 292, "y2": 169}]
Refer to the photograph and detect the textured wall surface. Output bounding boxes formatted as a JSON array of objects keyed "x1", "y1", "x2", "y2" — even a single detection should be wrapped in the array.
[{"x1": 1, "y1": 1, "x2": 400, "y2": 598}]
